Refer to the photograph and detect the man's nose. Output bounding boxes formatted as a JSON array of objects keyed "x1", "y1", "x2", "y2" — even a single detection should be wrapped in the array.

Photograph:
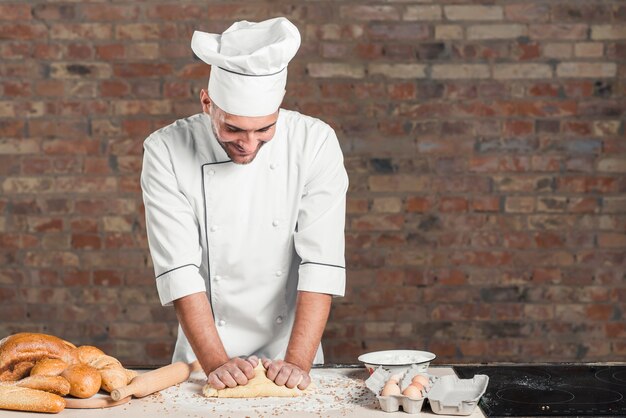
[{"x1": 244, "y1": 131, "x2": 262, "y2": 144}]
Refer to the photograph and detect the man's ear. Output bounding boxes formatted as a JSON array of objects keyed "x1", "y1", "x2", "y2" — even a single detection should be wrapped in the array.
[{"x1": 200, "y1": 89, "x2": 211, "y2": 113}]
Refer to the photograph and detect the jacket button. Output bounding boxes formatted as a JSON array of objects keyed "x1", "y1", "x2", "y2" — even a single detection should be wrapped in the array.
[
  {"x1": 270, "y1": 163, "x2": 277, "y2": 170},
  {"x1": 276, "y1": 316, "x2": 283, "y2": 324},
  {"x1": 275, "y1": 270, "x2": 282, "y2": 277},
  {"x1": 272, "y1": 220, "x2": 279, "y2": 227},
  {"x1": 217, "y1": 319, "x2": 226, "y2": 327},
  {"x1": 208, "y1": 169, "x2": 215, "y2": 176},
  {"x1": 210, "y1": 225, "x2": 218, "y2": 232},
  {"x1": 214, "y1": 275, "x2": 221, "y2": 282}
]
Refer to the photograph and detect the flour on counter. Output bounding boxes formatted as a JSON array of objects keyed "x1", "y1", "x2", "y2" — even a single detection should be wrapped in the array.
[{"x1": 156, "y1": 369, "x2": 379, "y2": 414}]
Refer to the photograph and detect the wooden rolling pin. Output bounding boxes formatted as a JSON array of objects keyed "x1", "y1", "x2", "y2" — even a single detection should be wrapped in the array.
[{"x1": 110, "y1": 362, "x2": 192, "y2": 401}]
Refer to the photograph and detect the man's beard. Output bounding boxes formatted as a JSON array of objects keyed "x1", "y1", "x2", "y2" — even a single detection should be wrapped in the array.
[{"x1": 210, "y1": 119, "x2": 265, "y2": 165}]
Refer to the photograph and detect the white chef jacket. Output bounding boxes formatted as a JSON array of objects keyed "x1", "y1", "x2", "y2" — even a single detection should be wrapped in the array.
[{"x1": 141, "y1": 109, "x2": 348, "y2": 365}]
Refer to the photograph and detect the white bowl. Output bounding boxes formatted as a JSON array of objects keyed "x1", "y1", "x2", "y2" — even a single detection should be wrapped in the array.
[{"x1": 358, "y1": 349, "x2": 436, "y2": 375}]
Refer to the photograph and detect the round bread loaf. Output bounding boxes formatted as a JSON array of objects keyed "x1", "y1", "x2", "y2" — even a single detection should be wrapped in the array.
[{"x1": 61, "y1": 364, "x2": 101, "y2": 398}]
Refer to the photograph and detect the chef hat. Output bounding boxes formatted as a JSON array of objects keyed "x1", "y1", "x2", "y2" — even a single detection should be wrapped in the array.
[{"x1": 191, "y1": 17, "x2": 301, "y2": 117}]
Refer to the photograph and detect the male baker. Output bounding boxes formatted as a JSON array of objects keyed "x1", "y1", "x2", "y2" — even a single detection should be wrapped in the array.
[{"x1": 141, "y1": 17, "x2": 348, "y2": 391}]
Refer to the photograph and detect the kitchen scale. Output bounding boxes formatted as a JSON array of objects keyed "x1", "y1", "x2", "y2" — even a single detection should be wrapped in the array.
[{"x1": 453, "y1": 365, "x2": 626, "y2": 417}]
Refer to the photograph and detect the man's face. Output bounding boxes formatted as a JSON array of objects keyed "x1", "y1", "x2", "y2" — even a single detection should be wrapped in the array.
[{"x1": 207, "y1": 100, "x2": 278, "y2": 165}]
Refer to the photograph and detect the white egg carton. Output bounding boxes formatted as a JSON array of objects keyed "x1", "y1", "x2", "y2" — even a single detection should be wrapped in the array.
[
  {"x1": 365, "y1": 365, "x2": 437, "y2": 414},
  {"x1": 427, "y1": 374, "x2": 489, "y2": 416},
  {"x1": 365, "y1": 365, "x2": 488, "y2": 415}
]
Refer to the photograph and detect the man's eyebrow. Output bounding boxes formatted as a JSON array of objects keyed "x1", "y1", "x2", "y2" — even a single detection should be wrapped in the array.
[{"x1": 225, "y1": 122, "x2": 277, "y2": 132}]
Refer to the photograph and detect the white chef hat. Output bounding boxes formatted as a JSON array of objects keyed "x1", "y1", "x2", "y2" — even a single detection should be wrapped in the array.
[{"x1": 191, "y1": 17, "x2": 301, "y2": 117}]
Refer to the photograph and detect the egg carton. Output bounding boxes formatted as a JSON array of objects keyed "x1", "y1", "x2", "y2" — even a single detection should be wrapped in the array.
[
  {"x1": 365, "y1": 365, "x2": 437, "y2": 414},
  {"x1": 427, "y1": 374, "x2": 489, "y2": 416},
  {"x1": 365, "y1": 365, "x2": 489, "y2": 415}
]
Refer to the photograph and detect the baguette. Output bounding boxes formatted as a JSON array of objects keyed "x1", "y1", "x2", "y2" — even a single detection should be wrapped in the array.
[
  {"x1": 0, "y1": 384, "x2": 65, "y2": 413},
  {"x1": 14, "y1": 375, "x2": 70, "y2": 396}
]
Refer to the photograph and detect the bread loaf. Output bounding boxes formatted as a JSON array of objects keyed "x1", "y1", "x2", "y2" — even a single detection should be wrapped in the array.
[
  {"x1": 1, "y1": 334, "x2": 137, "y2": 400},
  {"x1": 0, "y1": 333, "x2": 76, "y2": 382},
  {"x1": 61, "y1": 364, "x2": 101, "y2": 399},
  {"x1": 0, "y1": 384, "x2": 65, "y2": 413},
  {"x1": 31, "y1": 358, "x2": 68, "y2": 377},
  {"x1": 75, "y1": 346, "x2": 137, "y2": 392},
  {"x1": 0, "y1": 360, "x2": 35, "y2": 381},
  {"x1": 14, "y1": 375, "x2": 70, "y2": 396}
]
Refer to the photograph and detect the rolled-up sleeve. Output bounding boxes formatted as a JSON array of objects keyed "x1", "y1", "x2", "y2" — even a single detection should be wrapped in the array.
[
  {"x1": 294, "y1": 129, "x2": 348, "y2": 297},
  {"x1": 141, "y1": 136, "x2": 205, "y2": 306}
]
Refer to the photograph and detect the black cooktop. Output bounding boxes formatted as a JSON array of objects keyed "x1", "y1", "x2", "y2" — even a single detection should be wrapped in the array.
[{"x1": 453, "y1": 365, "x2": 626, "y2": 417}]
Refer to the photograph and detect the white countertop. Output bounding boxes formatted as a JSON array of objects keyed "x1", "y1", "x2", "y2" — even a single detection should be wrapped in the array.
[{"x1": 2, "y1": 366, "x2": 485, "y2": 418}]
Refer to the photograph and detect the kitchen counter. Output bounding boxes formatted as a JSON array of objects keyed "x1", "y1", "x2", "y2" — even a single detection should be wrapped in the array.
[{"x1": 1, "y1": 366, "x2": 484, "y2": 418}]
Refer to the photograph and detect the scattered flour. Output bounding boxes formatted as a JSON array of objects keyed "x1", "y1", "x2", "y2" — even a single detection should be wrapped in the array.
[{"x1": 157, "y1": 368, "x2": 379, "y2": 414}]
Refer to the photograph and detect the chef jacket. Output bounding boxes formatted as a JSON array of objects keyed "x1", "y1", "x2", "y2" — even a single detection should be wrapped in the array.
[{"x1": 141, "y1": 109, "x2": 348, "y2": 365}]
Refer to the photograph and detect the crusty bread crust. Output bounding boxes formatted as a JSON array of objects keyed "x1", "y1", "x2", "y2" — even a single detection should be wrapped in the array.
[
  {"x1": 31, "y1": 358, "x2": 68, "y2": 377},
  {"x1": 0, "y1": 384, "x2": 65, "y2": 413},
  {"x1": 0, "y1": 333, "x2": 137, "y2": 412},
  {"x1": 0, "y1": 333, "x2": 76, "y2": 382},
  {"x1": 14, "y1": 375, "x2": 71, "y2": 396},
  {"x1": 61, "y1": 364, "x2": 101, "y2": 399}
]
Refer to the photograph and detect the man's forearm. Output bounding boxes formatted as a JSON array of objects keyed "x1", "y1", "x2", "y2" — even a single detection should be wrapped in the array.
[
  {"x1": 173, "y1": 292, "x2": 229, "y2": 373},
  {"x1": 284, "y1": 291, "x2": 332, "y2": 372}
]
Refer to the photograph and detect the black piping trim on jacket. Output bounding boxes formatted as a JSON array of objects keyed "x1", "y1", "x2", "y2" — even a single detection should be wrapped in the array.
[
  {"x1": 201, "y1": 160, "x2": 231, "y2": 318},
  {"x1": 218, "y1": 66, "x2": 286, "y2": 77},
  {"x1": 156, "y1": 263, "x2": 199, "y2": 279},
  {"x1": 300, "y1": 261, "x2": 346, "y2": 269}
]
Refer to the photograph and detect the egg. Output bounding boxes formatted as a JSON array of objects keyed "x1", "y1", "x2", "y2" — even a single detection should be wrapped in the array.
[
  {"x1": 402, "y1": 384, "x2": 423, "y2": 399},
  {"x1": 410, "y1": 381, "x2": 424, "y2": 391},
  {"x1": 388, "y1": 373, "x2": 403, "y2": 383},
  {"x1": 412, "y1": 374, "x2": 430, "y2": 388},
  {"x1": 381, "y1": 382, "x2": 401, "y2": 397}
]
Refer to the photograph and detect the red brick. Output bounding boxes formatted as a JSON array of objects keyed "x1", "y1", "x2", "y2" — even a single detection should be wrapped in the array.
[
  {"x1": 586, "y1": 305, "x2": 614, "y2": 321},
  {"x1": 471, "y1": 197, "x2": 500, "y2": 212},
  {"x1": 387, "y1": 82, "x2": 416, "y2": 100},
  {"x1": 71, "y1": 234, "x2": 101, "y2": 250},
  {"x1": 558, "y1": 176, "x2": 620, "y2": 193},
  {"x1": 406, "y1": 197, "x2": 432, "y2": 213},
  {"x1": 96, "y1": 44, "x2": 125, "y2": 60},
  {"x1": 145, "y1": 4, "x2": 204, "y2": 20},
  {"x1": 0, "y1": 23, "x2": 47, "y2": 40},
  {"x1": 81, "y1": 4, "x2": 140, "y2": 21},
  {"x1": 113, "y1": 63, "x2": 172, "y2": 78},
  {"x1": 439, "y1": 197, "x2": 468, "y2": 212},
  {"x1": 503, "y1": 120, "x2": 534, "y2": 136},
  {"x1": 0, "y1": 4, "x2": 31, "y2": 20}
]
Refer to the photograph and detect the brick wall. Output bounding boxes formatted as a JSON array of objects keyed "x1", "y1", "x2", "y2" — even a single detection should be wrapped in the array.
[{"x1": 0, "y1": 1, "x2": 624, "y2": 365}]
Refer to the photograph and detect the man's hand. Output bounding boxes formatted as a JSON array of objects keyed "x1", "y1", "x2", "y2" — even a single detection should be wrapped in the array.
[
  {"x1": 207, "y1": 356, "x2": 259, "y2": 389},
  {"x1": 262, "y1": 359, "x2": 311, "y2": 390}
]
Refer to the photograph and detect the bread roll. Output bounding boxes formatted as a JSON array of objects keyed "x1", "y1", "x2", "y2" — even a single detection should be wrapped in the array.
[
  {"x1": 61, "y1": 364, "x2": 101, "y2": 399},
  {"x1": 31, "y1": 358, "x2": 68, "y2": 377},
  {"x1": 14, "y1": 375, "x2": 70, "y2": 396},
  {"x1": 0, "y1": 333, "x2": 76, "y2": 382},
  {"x1": 0, "y1": 384, "x2": 65, "y2": 413}
]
